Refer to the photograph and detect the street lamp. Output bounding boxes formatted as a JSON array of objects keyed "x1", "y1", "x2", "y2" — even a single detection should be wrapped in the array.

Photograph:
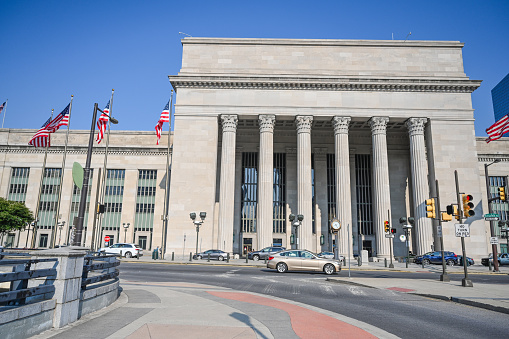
[
  {"x1": 400, "y1": 217, "x2": 413, "y2": 269},
  {"x1": 190, "y1": 212, "x2": 206, "y2": 256},
  {"x1": 123, "y1": 223, "x2": 130, "y2": 243},
  {"x1": 289, "y1": 214, "x2": 303, "y2": 249},
  {"x1": 26, "y1": 219, "x2": 38, "y2": 248},
  {"x1": 485, "y1": 158, "x2": 501, "y2": 272},
  {"x1": 57, "y1": 221, "x2": 65, "y2": 246}
]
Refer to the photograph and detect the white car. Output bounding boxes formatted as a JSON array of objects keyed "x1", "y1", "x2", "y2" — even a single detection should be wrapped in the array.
[{"x1": 99, "y1": 243, "x2": 143, "y2": 258}]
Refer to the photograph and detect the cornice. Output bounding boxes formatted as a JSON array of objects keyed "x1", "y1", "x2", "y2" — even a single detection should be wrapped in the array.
[
  {"x1": 170, "y1": 76, "x2": 481, "y2": 93},
  {"x1": 0, "y1": 147, "x2": 169, "y2": 157}
]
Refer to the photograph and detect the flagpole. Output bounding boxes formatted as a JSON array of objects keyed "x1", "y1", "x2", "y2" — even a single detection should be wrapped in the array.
[
  {"x1": 162, "y1": 90, "x2": 173, "y2": 259},
  {"x1": 50, "y1": 96, "x2": 73, "y2": 248},
  {"x1": 1, "y1": 99, "x2": 8, "y2": 129},
  {"x1": 95, "y1": 89, "x2": 115, "y2": 249},
  {"x1": 31, "y1": 109, "x2": 54, "y2": 248}
]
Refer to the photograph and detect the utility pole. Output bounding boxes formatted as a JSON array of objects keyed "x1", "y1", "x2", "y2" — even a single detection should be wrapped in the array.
[
  {"x1": 435, "y1": 180, "x2": 449, "y2": 282},
  {"x1": 455, "y1": 170, "x2": 473, "y2": 287}
]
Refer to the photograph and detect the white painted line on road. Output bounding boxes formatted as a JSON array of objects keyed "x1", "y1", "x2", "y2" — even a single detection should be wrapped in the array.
[
  {"x1": 263, "y1": 284, "x2": 276, "y2": 294},
  {"x1": 347, "y1": 285, "x2": 366, "y2": 296},
  {"x1": 320, "y1": 284, "x2": 337, "y2": 296}
]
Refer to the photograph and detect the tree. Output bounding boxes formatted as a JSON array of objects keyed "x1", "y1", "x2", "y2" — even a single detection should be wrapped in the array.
[{"x1": 0, "y1": 197, "x2": 34, "y2": 234}]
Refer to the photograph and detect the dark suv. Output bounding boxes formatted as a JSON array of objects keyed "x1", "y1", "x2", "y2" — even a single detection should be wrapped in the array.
[
  {"x1": 414, "y1": 251, "x2": 457, "y2": 266},
  {"x1": 248, "y1": 246, "x2": 285, "y2": 261}
]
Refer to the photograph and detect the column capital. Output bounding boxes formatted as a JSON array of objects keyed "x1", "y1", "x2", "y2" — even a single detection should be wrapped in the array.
[
  {"x1": 406, "y1": 117, "x2": 427, "y2": 137},
  {"x1": 369, "y1": 116, "x2": 389, "y2": 135},
  {"x1": 332, "y1": 116, "x2": 351, "y2": 135},
  {"x1": 221, "y1": 114, "x2": 238, "y2": 133},
  {"x1": 259, "y1": 114, "x2": 276, "y2": 133},
  {"x1": 295, "y1": 115, "x2": 313, "y2": 134}
]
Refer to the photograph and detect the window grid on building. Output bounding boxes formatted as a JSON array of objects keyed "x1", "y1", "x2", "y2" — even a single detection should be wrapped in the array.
[
  {"x1": 241, "y1": 152, "x2": 258, "y2": 233},
  {"x1": 8, "y1": 167, "x2": 30, "y2": 202},
  {"x1": 135, "y1": 170, "x2": 157, "y2": 233},
  {"x1": 355, "y1": 154, "x2": 374, "y2": 235},
  {"x1": 489, "y1": 176, "x2": 508, "y2": 238},
  {"x1": 38, "y1": 168, "x2": 62, "y2": 230},
  {"x1": 326, "y1": 154, "x2": 336, "y2": 225},
  {"x1": 69, "y1": 169, "x2": 94, "y2": 239},
  {"x1": 273, "y1": 153, "x2": 286, "y2": 233},
  {"x1": 103, "y1": 169, "x2": 125, "y2": 231}
]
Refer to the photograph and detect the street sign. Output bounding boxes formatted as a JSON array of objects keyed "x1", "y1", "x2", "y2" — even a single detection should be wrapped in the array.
[
  {"x1": 490, "y1": 237, "x2": 499, "y2": 245},
  {"x1": 437, "y1": 225, "x2": 443, "y2": 238},
  {"x1": 484, "y1": 213, "x2": 500, "y2": 221},
  {"x1": 385, "y1": 234, "x2": 394, "y2": 238},
  {"x1": 455, "y1": 223, "x2": 470, "y2": 237},
  {"x1": 399, "y1": 234, "x2": 406, "y2": 242},
  {"x1": 104, "y1": 236, "x2": 110, "y2": 242}
]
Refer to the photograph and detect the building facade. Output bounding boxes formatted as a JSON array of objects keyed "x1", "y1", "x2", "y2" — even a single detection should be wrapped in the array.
[
  {"x1": 492, "y1": 73, "x2": 509, "y2": 122},
  {"x1": 2, "y1": 38, "x2": 508, "y2": 260}
]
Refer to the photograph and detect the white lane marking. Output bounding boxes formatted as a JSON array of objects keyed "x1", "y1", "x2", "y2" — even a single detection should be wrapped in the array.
[
  {"x1": 250, "y1": 276, "x2": 280, "y2": 283},
  {"x1": 320, "y1": 284, "x2": 337, "y2": 296},
  {"x1": 347, "y1": 285, "x2": 366, "y2": 296},
  {"x1": 292, "y1": 285, "x2": 300, "y2": 295},
  {"x1": 214, "y1": 269, "x2": 240, "y2": 278},
  {"x1": 263, "y1": 284, "x2": 276, "y2": 294}
]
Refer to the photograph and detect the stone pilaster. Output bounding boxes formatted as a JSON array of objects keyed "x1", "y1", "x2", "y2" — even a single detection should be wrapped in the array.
[
  {"x1": 257, "y1": 115, "x2": 275, "y2": 250},
  {"x1": 218, "y1": 115, "x2": 238, "y2": 253},
  {"x1": 406, "y1": 117, "x2": 433, "y2": 255},
  {"x1": 369, "y1": 116, "x2": 391, "y2": 258},
  {"x1": 296, "y1": 115, "x2": 313, "y2": 250},
  {"x1": 333, "y1": 116, "x2": 353, "y2": 258}
]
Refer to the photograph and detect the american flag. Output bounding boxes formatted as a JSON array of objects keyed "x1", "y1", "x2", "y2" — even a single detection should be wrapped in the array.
[
  {"x1": 0, "y1": 102, "x2": 5, "y2": 115},
  {"x1": 155, "y1": 100, "x2": 170, "y2": 145},
  {"x1": 28, "y1": 104, "x2": 70, "y2": 148},
  {"x1": 96, "y1": 100, "x2": 110, "y2": 144},
  {"x1": 486, "y1": 114, "x2": 509, "y2": 143}
]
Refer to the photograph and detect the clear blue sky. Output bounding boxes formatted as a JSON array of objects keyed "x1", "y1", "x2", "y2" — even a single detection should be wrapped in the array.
[{"x1": 1, "y1": 1, "x2": 508, "y2": 137}]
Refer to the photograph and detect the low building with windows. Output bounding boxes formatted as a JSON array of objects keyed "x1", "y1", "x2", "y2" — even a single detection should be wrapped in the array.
[{"x1": 1, "y1": 37, "x2": 508, "y2": 259}]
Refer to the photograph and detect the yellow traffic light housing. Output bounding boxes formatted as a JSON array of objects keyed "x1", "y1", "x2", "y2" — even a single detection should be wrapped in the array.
[
  {"x1": 462, "y1": 194, "x2": 475, "y2": 218},
  {"x1": 441, "y1": 212, "x2": 452, "y2": 221},
  {"x1": 499, "y1": 187, "x2": 506, "y2": 202},
  {"x1": 384, "y1": 220, "x2": 390, "y2": 233},
  {"x1": 425, "y1": 198, "x2": 436, "y2": 219}
]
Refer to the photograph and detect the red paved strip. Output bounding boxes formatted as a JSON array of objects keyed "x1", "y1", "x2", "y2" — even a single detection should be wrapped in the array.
[
  {"x1": 208, "y1": 291, "x2": 377, "y2": 339},
  {"x1": 386, "y1": 287, "x2": 415, "y2": 292}
]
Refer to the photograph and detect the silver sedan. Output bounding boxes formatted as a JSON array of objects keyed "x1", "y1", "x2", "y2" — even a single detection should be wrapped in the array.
[{"x1": 267, "y1": 250, "x2": 341, "y2": 275}]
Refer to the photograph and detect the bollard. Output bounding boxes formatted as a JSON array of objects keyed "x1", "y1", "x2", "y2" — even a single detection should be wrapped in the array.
[
  {"x1": 189, "y1": 252, "x2": 192, "y2": 262},
  {"x1": 488, "y1": 261, "x2": 492, "y2": 271},
  {"x1": 264, "y1": 256, "x2": 267, "y2": 264},
  {"x1": 357, "y1": 256, "x2": 362, "y2": 267},
  {"x1": 422, "y1": 259, "x2": 425, "y2": 269},
  {"x1": 245, "y1": 255, "x2": 248, "y2": 263},
  {"x1": 208, "y1": 253, "x2": 211, "y2": 262},
  {"x1": 384, "y1": 258, "x2": 387, "y2": 267},
  {"x1": 227, "y1": 253, "x2": 230, "y2": 263},
  {"x1": 172, "y1": 252, "x2": 175, "y2": 261}
]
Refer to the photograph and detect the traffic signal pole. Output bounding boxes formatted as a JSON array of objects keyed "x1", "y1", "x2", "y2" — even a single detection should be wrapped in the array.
[
  {"x1": 484, "y1": 163, "x2": 500, "y2": 272},
  {"x1": 455, "y1": 170, "x2": 473, "y2": 287},
  {"x1": 435, "y1": 180, "x2": 450, "y2": 282}
]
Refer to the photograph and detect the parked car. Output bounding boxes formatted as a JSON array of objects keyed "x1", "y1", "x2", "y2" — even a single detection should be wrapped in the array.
[
  {"x1": 267, "y1": 249, "x2": 341, "y2": 275},
  {"x1": 456, "y1": 255, "x2": 474, "y2": 266},
  {"x1": 0, "y1": 245, "x2": 3, "y2": 260},
  {"x1": 482, "y1": 253, "x2": 509, "y2": 266},
  {"x1": 99, "y1": 243, "x2": 143, "y2": 258},
  {"x1": 317, "y1": 251, "x2": 345, "y2": 262},
  {"x1": 194, "y1": 249, "x2": 228, "y2": 261},
  {"x1": 414, "y1": 251, "x2": 457, "y2": 266},
  {"x1": 248, "y1": 246, "x2": 285, "y2": 261}
]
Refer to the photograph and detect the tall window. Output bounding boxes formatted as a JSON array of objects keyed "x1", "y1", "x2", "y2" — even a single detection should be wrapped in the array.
[
  {"x1": 326, "y1": 154, "x2": 336, "y2": 224},
  {"x1": 8, "y1": 167, "x2": 30, "y2": 202},
  {"x1": 273, "y1": 153, "x2": 286, "y2": 233},
  {"x1": 489, "y1": 176, "x2": 509, "y2": 239},
  {"x1": 355, "y1": 154, "x2": 373, "y2": 235},
  {"x1": 241, "y1": 152, "x2": 258, "y2": 233},
  {"x1": 103, "y1": 169, "x2": 125, "y2": 231},
  {"x1": 135, "y1": 170, "x2": 157, "y2": 248},
  {"x1": 38, "y1": 168, "x2": 62, "y2": 230}
]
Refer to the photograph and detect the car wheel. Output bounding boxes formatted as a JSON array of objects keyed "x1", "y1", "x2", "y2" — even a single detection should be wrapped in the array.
[
  {"x1": 218, "y1": 256, "x2": 224, "y2": 261},
  {"x1": 125, "y1": 251, "x2": 132, "y2": 258},
  {"x1": 276, "y1": 262, "x2": 288, "y2": 273},
  {"x1": 423, "y1": 259, "x2": 430, "y2": 265},
  {"x1": 253, "y1": 255, "x2": 260, "y2": 261},
  {"x1": 446, "y1": 259, "x2": 455, "y2": 266},
  {"x1": 197, "y1": 255, "x2": 202, "y2": 260},
  {"x1": 323, "y1": 263, "x2": 335, "y2": 275}
]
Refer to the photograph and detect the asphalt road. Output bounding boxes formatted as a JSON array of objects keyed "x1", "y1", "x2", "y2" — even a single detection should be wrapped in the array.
[{"x1": 119, "y1": 263, "x2": 507, "y2": 339}]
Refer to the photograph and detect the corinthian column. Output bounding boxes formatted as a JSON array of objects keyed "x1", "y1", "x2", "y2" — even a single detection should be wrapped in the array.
[
  {"x1": 406, "y1": 118, "x2": 433, "y2": 255},
  {"x1": 369, "y1": 116, "x2": 391, "y2": 259},
  {"x1": 218, "y1": 115, "x2": 238, "y2": 253},
  {"x1": 296, "y1": 115, "x2": 313, "y2": 251},
  {"x1": 333, "y1": 116, "x2": 352, "y2": 258},
  {"x1": 257, "y1": 115, "x2": 275, "y2": 250}
]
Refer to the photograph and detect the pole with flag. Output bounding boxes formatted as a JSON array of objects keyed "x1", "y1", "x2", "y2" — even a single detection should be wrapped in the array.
[
  {"x1": 0, "y1": 100, "x2": 7, "y2": 129},
  {"x1": 30, "y1": 109, "x2": 54, "y2": 247},
  {"x1": 486, "y1": 114, "x2": 509, "y2": 143},
  {"x1": 95, "y1": 89, "x2": 115, "y2": 249},
  {"x1": 50, "y1": 96, "x2": 74, "y2": 248},
  {"x1": 159, "y1": 90, "x2": 173, "y2": 259}
]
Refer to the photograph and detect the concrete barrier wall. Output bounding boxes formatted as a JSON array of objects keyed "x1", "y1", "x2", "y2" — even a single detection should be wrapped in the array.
[{"x1": 0, "y1": 299, "x2": 56, "y2": 339}]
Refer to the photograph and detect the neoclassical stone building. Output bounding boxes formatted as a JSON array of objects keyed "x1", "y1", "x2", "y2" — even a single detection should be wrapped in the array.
[{"x1": 2, "y1": 38, "x2": 508, "y2": 260}]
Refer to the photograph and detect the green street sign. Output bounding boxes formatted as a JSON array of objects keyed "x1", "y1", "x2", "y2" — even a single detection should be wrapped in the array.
[
  {"x1": 484, "y1": 213, "x2": 500, "y2": 221},
  {"x1": 72, "y1": 162, "x2": 84, "y2": 190}
]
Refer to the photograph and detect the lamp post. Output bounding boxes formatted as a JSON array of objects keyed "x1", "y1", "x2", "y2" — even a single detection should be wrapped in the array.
[
  {"x1": 485, "y1": 159, "x2": 501, "y2": 272},
  {"x1": 26, "y1": 219, "x2": 37, "y2": 248},
  {"x1": 190, "y1": 212, "x2": 206, "y2": 255},
  {"x1": 57, "y1": 221, "x2": 65, "y2": 246},
  {"x1": 401, "y1": 220, "x2": 413, "y2": 269},
  {"x1": 123, "y1": 222, "x2": 130, "y2": 243},
  {"x1": 288, "y1": 214, "x2": 303, "y2": 250}
]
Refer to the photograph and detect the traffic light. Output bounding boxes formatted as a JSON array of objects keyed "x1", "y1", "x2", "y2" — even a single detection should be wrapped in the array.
[
  {"x1": 97, "y1": 203, "x2": 105, "y2": 214},
  {"x1": 446, "y1": 204, "x2": 460, "y2": 220},
  {"x1": 441, "y1": 212, "x2": 452, "y2": 221},
  {"x1": 425, "y1": 198, "x2": 436, "y2": 218},
  {"x1": 499, "y1": 187, "x2": 506, "y2": 201},
  {"x1": 384, "y1": 221, "x2": 390, "y2": 233},
  {"x1": 462, "y1": 194, "x2": 475, "y2": 218},
  {"x1": 391, "y1": 228, "x2": 397, "y2": 234}
]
